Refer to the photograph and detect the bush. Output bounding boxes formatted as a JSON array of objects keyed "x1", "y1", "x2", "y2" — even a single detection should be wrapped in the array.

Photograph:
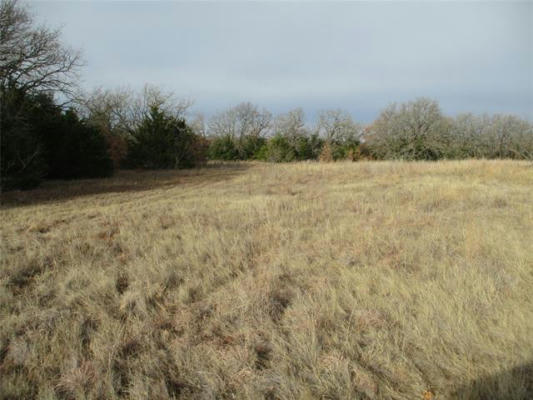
[
  {"x1": 264, "y1": 134, "x2": 296, "y2": 162},
  {"x1": 319, "y1": 142, "x2": 334, "y2": 162},
  {"x1": 207, "y1": 135, "x2": 240, "y2": 160},
  {"x1": 255, "y1": 133, "x2": 324, "y2": 163},
  {"x1": 126, "y1": 106, "x2": 206, "y2": 169},
  {"x1": 40, "y1": 109, "x2": 114, "y2": 180},
  {"x1": 254, "y1": 144, "x2": 269, "y2": 161},
  {"x1": 186, "y1": 135, "x2": 209, "y2": 167},
  {"x1": 240, "y1": 135, "x2": 267, "y2": 160},
  {"x1": 1, "y1": 87, "x2": 47, "y2": 190},
  {"x1": 104, "y1": 134, "x2": 129, "y2": 169},
  {"x1": 293, "y1": 134, "x2": 324, "y2": 160},
  {"x1": 1, "y1": 87, "x2": 113, "y2": 190},
  {"x1": 207, "y1": 135, "x2": 267, "y2": 161},
  {"x1": 330, "y1": 142, "x2": 359, "y2": 161}
]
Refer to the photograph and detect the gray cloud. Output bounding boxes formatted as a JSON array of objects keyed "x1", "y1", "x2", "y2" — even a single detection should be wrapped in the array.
[{"x1": 32, "y1": 1, "x2": 533, "y2": 122}]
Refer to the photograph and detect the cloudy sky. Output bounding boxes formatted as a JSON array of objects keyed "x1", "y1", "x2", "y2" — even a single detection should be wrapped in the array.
[{"x1": 32, "y1": 1, "x2": 532, "y2": 122}]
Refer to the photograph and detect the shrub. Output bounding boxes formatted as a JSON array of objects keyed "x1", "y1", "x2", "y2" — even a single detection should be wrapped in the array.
[
  {"x1": 293, "y1": 134, "x2": 324, "y2": 160},
  {"x1": 330, "y1": 142, "x2": 359, "y2": 161},
  {"x1": 254, "y1": 144, "x2": 269, "y2": 161},
  {"x1": 104, "y1": 134, "x2": 129, "y2": 169},
  {"x1": 126, "y1": 106, "x2": 205, "y2": 169},
  {"x1": 41, "y1": 109, "x2": 114, "y2": 179},
  {"x1": 257, "y1": 133, "x2": 324, "y2": 163},
  {"x1": 186, "y1": 135, "x2": 209, "y2": 167},
  {"x1": 0, "y1": 87, "x2": 47, "y2": 190},
  {"x1": 319, "y1": 142, "x2": 334, "y2": 162},
  {"x1": 264, "y1": 134, "x2": 296, "y2": 162},
  {"x1": 207, "y1": 135, "x2": 267, "y2": 161},
  {"x1": 240, "y1": 135, "x2": 267, "y2": 160},
  {"x1": 207, "y1": 135, "x2": 240, "y2": 160},
  {"x1": 1, "y1": 87, "x2": 113, "y2": 190}
]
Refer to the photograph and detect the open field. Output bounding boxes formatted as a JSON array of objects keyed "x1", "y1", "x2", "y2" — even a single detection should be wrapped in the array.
[{"x1": 1, "y1": 160, "x2": 532, "y2": 399}]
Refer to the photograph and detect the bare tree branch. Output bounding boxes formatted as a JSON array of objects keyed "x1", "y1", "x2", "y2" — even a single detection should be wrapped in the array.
[{"x1": 0, "y1": 0, "x2": 83, "y2": 97}]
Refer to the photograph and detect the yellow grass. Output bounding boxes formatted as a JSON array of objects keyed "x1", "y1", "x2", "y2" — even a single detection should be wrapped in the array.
[{"x1": 1, "y1": 160, "x2": 532, "y2": 399}]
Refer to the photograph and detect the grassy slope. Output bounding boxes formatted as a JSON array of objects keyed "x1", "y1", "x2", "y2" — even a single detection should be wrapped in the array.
[{"x1": 1, "y1": 160, "x2": 532, "y2": 400}]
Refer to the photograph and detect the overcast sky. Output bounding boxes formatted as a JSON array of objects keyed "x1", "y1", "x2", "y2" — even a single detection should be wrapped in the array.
[{"x1": 31, "y1": 1, "x2": 532, "y2": 122}]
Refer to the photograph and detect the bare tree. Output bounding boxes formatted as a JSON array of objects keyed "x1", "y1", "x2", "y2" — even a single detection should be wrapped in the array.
[
  {"x1": 78, "y1": 86, "x2": 133, "y2": 137},
  {"x1": 273, "y1": 108, "x2": 308, "y2": 141},
  {"x1": 79, "y1": 84, "x2": 193, "y2": 136},
  {"x1": 449, "y1": 113, "x2": 490, "y2": 158},
  {"x1": 447, "y1": 113, "x2": 532, "y2": 160},
  {"x1": 208, "y1": 102, "x2": 271, "y2": 139},
  {"x1": 189, "y1": 112, "x2": 207, "y2": 137},
  {"x1": 367, "y1": 98, "x2": 450, "y2": 160},
  {"x1": 316, "y1": 109, "x2": 363, "y2": 143},
  {"x1": 487, "y1": 114, "x2": 533, "y2": 159},
  {"x1": 134, "y1": 84, "x2": 192, "y2": 122},
  {"x1": 0, "y1": 0, "x2": 83, "y2": 96}
]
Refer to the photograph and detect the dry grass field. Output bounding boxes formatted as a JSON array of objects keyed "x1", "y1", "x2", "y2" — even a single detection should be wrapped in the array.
[{"x1": 1, "y1": 160, "x2": 532, "y2": 400}]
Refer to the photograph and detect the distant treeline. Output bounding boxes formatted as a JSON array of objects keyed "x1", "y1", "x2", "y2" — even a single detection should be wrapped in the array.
[
  {"x1": 202, "y1": 100, "x2": 533, "y2": 162},
  {"x1": 1, "y1": 0, "x2": 532, "y2": 191}
]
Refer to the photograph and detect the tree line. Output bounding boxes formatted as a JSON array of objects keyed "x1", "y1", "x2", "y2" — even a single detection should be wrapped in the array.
[{"x1": 1, "y1": 0, "x2": 532, "y2": 191}]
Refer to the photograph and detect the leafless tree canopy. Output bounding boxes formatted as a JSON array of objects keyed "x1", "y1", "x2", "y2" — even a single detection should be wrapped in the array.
[
  {"x1": 0, "y1": 0, "x2": 82, "y2": 95},
  {"x1": 451, "y1": 113, "x2": 533, "y2": 159},
  {"x1": 316, "y1": 109, "x2": 363, "y2": 142},
  {"x1": 208, "y1": 102, "x2": 272, "y2": 139},
  {"x1": 78, "y1": 87, "x2": 134, "y2": 137},
  {"x1": 189, "y1": 113, "x2": 206, "y2": 137},
  {"x1": 78, "y1": 84, "x2": 193, "y2": 137},
  {"x1": 366, "y1": 98, "x2": 451, "y2": 159},
  {"x1": 135, "y1": 84, "x2": 192, "y2": 121},
  {"x1": 273, "y1": 108, "x2": 308, "y2": 140}
]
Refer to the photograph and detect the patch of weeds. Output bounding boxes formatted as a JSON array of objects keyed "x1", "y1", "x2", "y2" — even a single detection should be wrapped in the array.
[
  {"x1": 254, "y1": 341, "x2": 272, "y2": 370},
  {"x1": 115, "y1": 272, "x2": 129, "y2": 294},
  {"x1": 8, "y1": 257, "x2": 52, "y2": 290}
]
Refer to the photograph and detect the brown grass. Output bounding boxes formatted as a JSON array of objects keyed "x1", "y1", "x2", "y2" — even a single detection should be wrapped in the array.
[{"x1": 1, "y1": 160, "x2": 532, "y2": 399}]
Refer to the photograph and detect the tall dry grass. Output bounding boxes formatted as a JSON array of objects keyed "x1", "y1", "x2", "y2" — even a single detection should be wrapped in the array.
[{"x1": 1, "y1": 160, "x2": 532, "y2": 399}]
